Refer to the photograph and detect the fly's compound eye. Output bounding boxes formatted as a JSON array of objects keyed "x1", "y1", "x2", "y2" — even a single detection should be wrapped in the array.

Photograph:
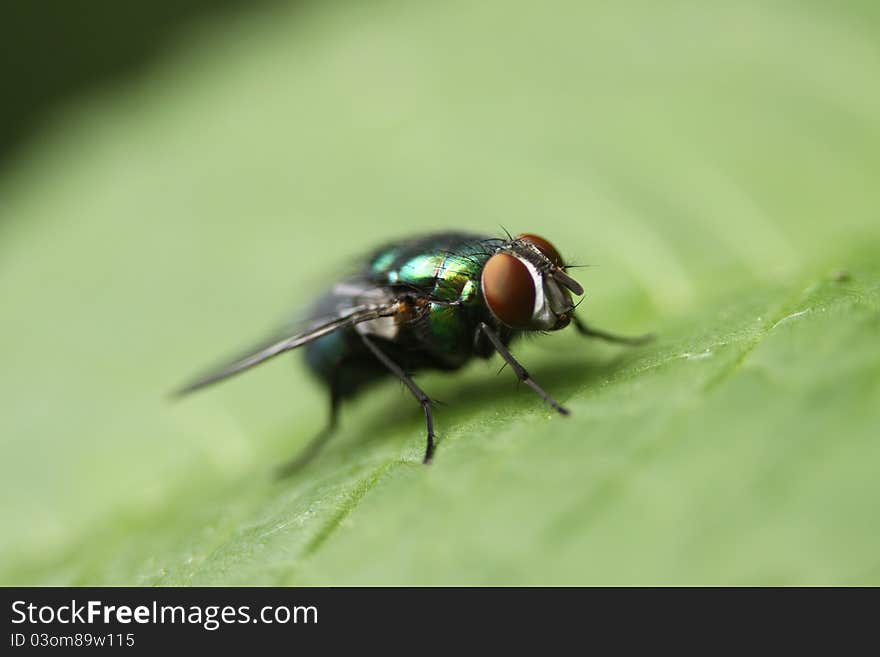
[
  {"x1": 481, "y1": 253, "x2": 536, "y2": 328},
  {"x1": 517, "y1": 233, "x2": 563, "y2": 267}
]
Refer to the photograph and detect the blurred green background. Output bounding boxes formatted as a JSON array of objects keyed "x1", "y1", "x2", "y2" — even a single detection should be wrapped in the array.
[{"x1": 1, "y1": 0, "x2": 878, "y2": 585}]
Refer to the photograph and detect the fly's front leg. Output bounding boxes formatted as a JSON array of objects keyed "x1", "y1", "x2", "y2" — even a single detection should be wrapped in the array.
[
  {"x1": 572, "y1": 314, "x2": 654, "y2": 346},
  {"x1": 478, "y1": 322, "x2": 569, "y2": 416},
  {"x1": 360, "y1": 335, "x2": 436, "y2": 464}
]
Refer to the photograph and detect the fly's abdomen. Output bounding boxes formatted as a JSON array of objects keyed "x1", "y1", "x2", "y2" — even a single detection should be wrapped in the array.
[{"x1": 300, "y1": 280, "x2": 394, "y2": 395}]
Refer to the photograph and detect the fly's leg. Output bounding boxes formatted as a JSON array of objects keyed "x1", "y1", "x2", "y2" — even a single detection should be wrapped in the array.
[
  {"x1": 360, "y1": 335, "x2": 436, "y2": 464},
  {"x1": 276, "y1": 371, "x2": 342, "y2": 478},
  {"x1": 572, "y1": 314, "x2": 654, "y2": 346},
  {"x1": 478, "y1": 322, "x2": 569, "y2": 416}
]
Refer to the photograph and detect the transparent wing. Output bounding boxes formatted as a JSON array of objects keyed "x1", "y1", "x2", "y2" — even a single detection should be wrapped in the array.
[{"x1": 173, "y1": 301, "x2": 401, "y2": 397}]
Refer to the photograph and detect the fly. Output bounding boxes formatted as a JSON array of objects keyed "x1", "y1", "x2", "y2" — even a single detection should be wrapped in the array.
[{"x1": 175, "y1": 232, "x2": 652, "y2": 473}]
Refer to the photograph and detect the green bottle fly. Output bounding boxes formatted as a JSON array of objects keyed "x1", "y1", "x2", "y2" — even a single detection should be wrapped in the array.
[{"x1": 177, "y1": 231, "x2": 651, "y2": 470}]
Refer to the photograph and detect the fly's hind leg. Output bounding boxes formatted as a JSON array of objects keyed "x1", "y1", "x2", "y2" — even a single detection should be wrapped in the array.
[
  {"x1": 572, "y1": 314, "x2": 654, "y2": 346},
  {"x1": 276, "y1": 371, "x2": 342, "y2": 478},
  {"x1": 360, "y1": 335, "x2": 436, "y2": 464}
]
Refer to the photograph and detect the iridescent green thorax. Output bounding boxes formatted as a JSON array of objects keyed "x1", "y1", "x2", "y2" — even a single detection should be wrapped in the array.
[
  {"x1": 368, "y1": 233, "x2": 499, "y2": 305},
  {"x1": 368, "y1": 233, "x2": 502, "y2": 363}
]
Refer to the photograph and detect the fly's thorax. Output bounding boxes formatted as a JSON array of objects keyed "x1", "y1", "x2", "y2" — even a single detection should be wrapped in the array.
[{"x1": 368, "y1": 234, "x2": 497, "y2": 305}]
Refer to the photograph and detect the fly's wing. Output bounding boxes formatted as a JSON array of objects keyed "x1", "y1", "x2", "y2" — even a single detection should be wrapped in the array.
[{"x1": 173, "y1": 301, "x2": 401, "y2": 397}]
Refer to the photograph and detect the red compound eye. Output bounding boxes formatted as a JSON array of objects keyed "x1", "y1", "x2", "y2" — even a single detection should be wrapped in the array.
[
  {"x1": 481, "y1": 253, "x2": 535, "y2": 328},
  {"x1": 517, "y1": 233, "x2": 563, "y2": 267}
]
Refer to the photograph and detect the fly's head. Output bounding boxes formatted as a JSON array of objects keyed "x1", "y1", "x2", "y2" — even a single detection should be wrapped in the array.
[{"x1": 480, "y1": 233, "x2": 584, "y2": 332}]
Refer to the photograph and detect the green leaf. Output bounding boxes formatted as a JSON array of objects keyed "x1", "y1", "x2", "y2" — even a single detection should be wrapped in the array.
[{"x1": 2, "y1": 0, "x2": 879, "y2": 585}]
